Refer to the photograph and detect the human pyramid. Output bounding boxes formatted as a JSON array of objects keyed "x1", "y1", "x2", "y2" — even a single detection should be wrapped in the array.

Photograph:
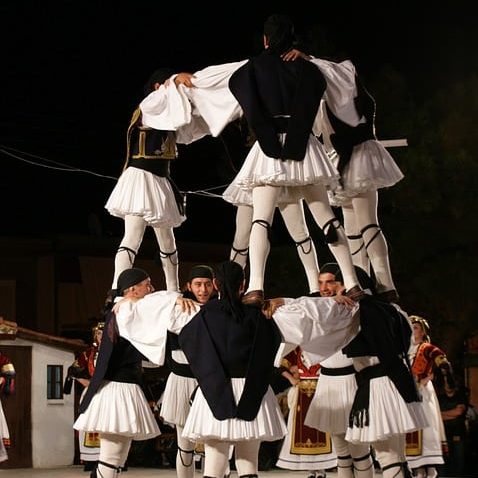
[
  {"x1": 104, "y1": 13, "x2": 402, "y2": 309},
  {"x1": 74, "y1": 13, "x2": 434, "y2": 478}
]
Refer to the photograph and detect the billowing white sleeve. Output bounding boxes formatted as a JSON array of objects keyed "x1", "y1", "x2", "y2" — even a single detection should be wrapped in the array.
[
  {"x1": 116, "y1": 290, "x2": 181, "y2": 366},
  {"x1": 183, "y1": 59, "x2": 247, "y2": 136},
  {"x1": 272, "y1": 296, "x2": 360, "y2": 363},
  {"x1": 139, "y1": 81, "x2": 210, "y2": 144},
  {"x1": 139, "y1": 61, "x2": 246, "y2": 143},
  {"x1": 310, "y1": 58, "x2": 363, "y2": 127}
]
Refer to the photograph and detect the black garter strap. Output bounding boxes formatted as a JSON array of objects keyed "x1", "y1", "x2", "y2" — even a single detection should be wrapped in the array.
[
  {"x1": 337, "y1": 454, "x2": 353, "y2": 469},
  {"x1": 354, "y1": 452, "x2": 371, "y2": 462},
  {"x1": 177, "y1": 446, "x2": 195, "y2": 467},
  {"x1": 323, "y1": 218, "x2": 340, "y2": 243},
  {"x1": 347, "y1": 233, "x2": 366, "y2": 256},
  {"x1": 117, "y1": 246, "x2": 137, "y2": 265},
  {"x1": 157, "y1": 247, "x2": 178, "y2": 265},
  {"x1": 251, "y1": 219, "x2": 272, "y2": 242},
  {"x1": 231, "y1": 245, "x2": 249, "y2": 261},
  {"x1": 381, "y1": 461, "x2": 402, "y2": 472},
  {"x1": 360, "y1": 223, "x2": 381, "y2": 250},
  {"x1": 295, "y1": 236, "x2": 313, "y2": 254},
  {"x1": 354, "y1": 451, "x2": 373, "y2": 472},
  {"x1": 98, "y1": 460, "x2": 121, "y2": 472}
]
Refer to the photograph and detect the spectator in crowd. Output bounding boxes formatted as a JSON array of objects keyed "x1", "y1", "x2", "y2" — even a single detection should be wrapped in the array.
[
  {"x1": 64, "y1": 321, "x2": 104, "y2": 471},
  {"x1": 0, "y1": 350, "x2": 15, "y2": 464},
  {"x1": 437, "y1": 373, "x2": 467, "y2": 476}
]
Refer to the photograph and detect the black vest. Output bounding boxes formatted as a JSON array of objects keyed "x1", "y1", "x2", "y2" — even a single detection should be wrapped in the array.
[{"x1": 229, "y1": 51, "x2": 326, "y2": 161}]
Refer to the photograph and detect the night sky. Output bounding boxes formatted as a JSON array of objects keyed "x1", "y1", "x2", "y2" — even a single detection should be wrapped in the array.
[{"x1": 1, "y1": 1, "x2": 475, "y2": 244}]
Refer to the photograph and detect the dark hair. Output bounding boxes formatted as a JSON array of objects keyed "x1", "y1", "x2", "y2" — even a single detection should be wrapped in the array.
[
  {"x1": 143, "y1": 67, "x2": 175, "y2": 96},
  {"x1": 320, "y1": 262, "x2": 340, "y2": 277},
  {"x1": 116, "y1": 267, "x2": 149, "y2": 295},
  {"x1": 214, "y1": 261, "x2": 245, "y2": 320},
  {"x1": 188, "y1": 264, "x2": 214, "y2": 282},
  {"x1": 263, "y1": 14, "x2": 295, "y2": 54}
]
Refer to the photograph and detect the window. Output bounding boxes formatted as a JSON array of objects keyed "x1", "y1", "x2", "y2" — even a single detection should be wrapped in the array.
[{"x1": 47, "y1": 365, "x2": 63, "y2": 399}]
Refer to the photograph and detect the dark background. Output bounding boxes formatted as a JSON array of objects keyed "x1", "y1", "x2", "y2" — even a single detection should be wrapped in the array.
[
  {"x1": 1, "y1": 5, "x2": 477, "y2": 472},
  {"x1": 1, "y1": 1, "x2": 475, "y2": 242},
  {"x1": 1, "y1": 1, "x2": 477, "y2": 365}
]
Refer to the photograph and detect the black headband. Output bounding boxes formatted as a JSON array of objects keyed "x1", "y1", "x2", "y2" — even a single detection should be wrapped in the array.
[{"x1": 117, "y1": 268, "x2": 149, "y2": 295}]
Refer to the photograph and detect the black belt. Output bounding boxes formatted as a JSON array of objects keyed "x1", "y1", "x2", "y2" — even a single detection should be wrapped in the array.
[
  {"x1": 355, "y1": 363, "x2": 387, "y2": 385},
  {"x1": 321, "y1": 365, "x2": 356, "y2": 376},
  {"x1": 169, "y1": 358, "x2": 195, "y2": 378},
  {"x1": 272, "y1": 116, "x2": 289, "y2": 133}
]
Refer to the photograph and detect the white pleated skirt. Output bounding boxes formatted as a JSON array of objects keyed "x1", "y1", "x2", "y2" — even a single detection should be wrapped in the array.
[
  {"x1": 105, "y1": 167, "x2": 186, "y2": 227},
  {"x1": 345, "y1": 375, "x2": 428, "y2": 443},
  {"x1": 182, "y1": 379, "x2": 287, "y2": 442},
  {"x1": 277, "y1": 386, "x2": 337, "y2": 471},
  {"x1": 223, "y1": 135, "x2": 340, "y2": 207},
  {"x1": 73, "y1": 380, "x2": 160, "y2": 440},
  {"x1": 406, "y1": 381, "x2": 445, "y2": 467},
  {"x1": 305, "y1": 372, "x2": 357, "y2": 434},
  {"x1": 329, "y1": 140, "x2": 404, "y2": 206},
  {"x1": 160, "y1": 373, "x2": 198, "y2": 428}
]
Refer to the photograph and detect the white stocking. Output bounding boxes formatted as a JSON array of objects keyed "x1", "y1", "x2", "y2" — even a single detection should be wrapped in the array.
[
  {"x1": 351, "y1": 191, "x2": 396, "y2": 293},
  {"x1": 175, "y1": 425, "x2": 196, "y2": 478},
  {"x1": 414, "y1": 466, "x2": 426, "y2": 478},
  {"x1": 351, "y1": 444, "x2": 375, "y2": 478},
  {"x1": 302, "y1": 184, "x2": 359, "y2": 291},
  {"x1": 425, "y1": 466, "x2": 438, "y2": 478},
  {"x1": 204, "y1": 440, "x2": 231, "y2": 478},
  {"x1": 332, "y1": 433, "x2": 355, "y2": 478},
  {"x1": 247, "y1": 185, "x2": 279, "y2": 292},
  {"x1": 234, "y1": 439, "x2": 261, "y2": 476},
  {"x1": 230, "y1": 205, "x2": 253, "y2": 269},
  {"x1": 279, "y1": 201, "x2": 320, "y2": 293},
  {"x1": 112, "y1": 215, "x2": 146, "y2": 289},
  {"x1": 374, "y1": 434, "x2": 407, "y2": 478},
  {"x1": 153, "y1": 226, "x2": 179, "y2": 291},
  {"x1": 342, "y1": 202, "x2": 370, "y2": 274},
  {"x1": 98, "y1": 433, "x2": 132, "y2": 476},
  {"x1": 96, "y1": 463, "x2": 119, "y2": 478}
]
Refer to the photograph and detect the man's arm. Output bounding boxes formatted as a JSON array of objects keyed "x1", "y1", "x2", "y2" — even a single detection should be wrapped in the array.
[{"x1": 269, "y1": 296, "x2": 359, "y2": 363}]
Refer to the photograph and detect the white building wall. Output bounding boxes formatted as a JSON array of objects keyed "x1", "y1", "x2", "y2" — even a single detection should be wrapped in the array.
[{"x1": 12, "y1": 338, "x2": 76, "y2": 468}]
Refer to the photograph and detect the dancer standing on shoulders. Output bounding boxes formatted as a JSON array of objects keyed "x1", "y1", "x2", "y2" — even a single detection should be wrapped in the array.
[
  {"x1": 104, "y1": 68, "x2": 194, "y2": 305},
  {"x1": 224, "y1": 14, "x2": 364, "y2": 306},
  {"x1": 284, "y1": 48, "x2": 403, "y2": 302}
]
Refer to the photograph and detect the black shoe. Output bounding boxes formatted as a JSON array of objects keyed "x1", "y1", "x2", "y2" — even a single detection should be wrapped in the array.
[
  {"x1": 242, "y1": 290, "x2": 265, "y2": 307},
  {"x1": 83, "y1": 461, "x2": 97, "y2": 472},
  {"x1": 345, "y1": 285, "x2": 366, "y2": 301},
  {"x1": 377, "y1": 289, "x2": 400, "y2": 303}
]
